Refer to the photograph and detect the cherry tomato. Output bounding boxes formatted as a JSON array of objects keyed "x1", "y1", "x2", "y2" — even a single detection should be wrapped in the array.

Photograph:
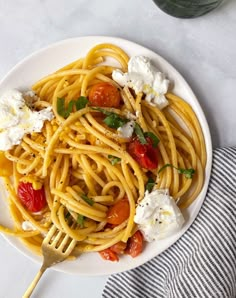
[
  {"x1": 110, "y1": 241, "x2": 127, "y2": 254},
  {"x1": 125, "y1": 230, "x2": 144, "y2": 258},
  {"x1": 127, "y1": 137, "x2": 159, "y2": 170},
  {"x1": 107, "y1": 198, "x2": 130, "y2": 225},
  {"x1": 18, "y1": 182, "x2": 46, "y2": 212},
  {"x1": 88, "y1": 82, "x2": 121, "y2": 108},
  {"x1": 99, "y1": 248, "x2": 119, "y2": 262}
]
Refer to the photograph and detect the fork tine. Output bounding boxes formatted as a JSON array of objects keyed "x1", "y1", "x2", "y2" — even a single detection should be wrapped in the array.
[
  {"x1": 50, "y1": 230, "x2": 64, "y2": 247},
  {"x1": 44, "y1": 225, "x2": 57, "y2": 241},
  {"x1": 58, "y1": 234, "x2": 70, "y2": 251},
  {"x1": 64, "y1": 239, "x2": 77, "y2": 254},
  {"x1": 23, "y1": 223, "x2": 77, "y2": 298},
  {"x1": 58, "y1": 235, "x2": 77, "y2": 253}
]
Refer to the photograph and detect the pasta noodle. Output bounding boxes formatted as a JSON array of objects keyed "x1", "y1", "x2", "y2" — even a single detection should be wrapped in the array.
[{"x1": 0, "y1": 43, "x2": 206, "y2": 258}]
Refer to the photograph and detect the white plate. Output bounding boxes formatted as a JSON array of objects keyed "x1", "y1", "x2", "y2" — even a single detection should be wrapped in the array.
[{"x1": 0, "y1": 36, "x2": 212, "y2": 276}]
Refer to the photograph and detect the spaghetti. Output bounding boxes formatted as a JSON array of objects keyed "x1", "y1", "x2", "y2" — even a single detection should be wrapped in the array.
[{"x1": 0, "y1": 43, "x2": 206, "y2": 259}]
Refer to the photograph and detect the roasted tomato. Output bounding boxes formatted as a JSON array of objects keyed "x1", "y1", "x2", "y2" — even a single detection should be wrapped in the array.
[
  {"x1": 18, "y1": 182, "x2": 46, "y2": 212},
  {"x1": 99, "y1": 248, "x2": 119, "y2": 262},
  {"x1": 88, "y1": 82, "x2": 121, "y2": 108},
  {"x1": 107, "y1": 198, "x2": 130, "y2": 225},
  {"x1": 110, "y1": 241, "x2": 127, "y2": 254},
  {"x1": 125, "y1": 230, "x2": 144, "y2": 258},
  {"x1": 127, "y1": 137, "x2": 159, "y2": 170}
]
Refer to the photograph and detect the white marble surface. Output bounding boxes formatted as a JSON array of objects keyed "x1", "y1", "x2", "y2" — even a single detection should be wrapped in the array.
[{"x1": 0, "y1": 0, "x2": 236, "y2": 297}]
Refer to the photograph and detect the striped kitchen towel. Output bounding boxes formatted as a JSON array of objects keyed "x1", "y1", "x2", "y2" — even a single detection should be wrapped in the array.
[{"x1": 103, "y1": 147, "x2": 236, "y2": 298}]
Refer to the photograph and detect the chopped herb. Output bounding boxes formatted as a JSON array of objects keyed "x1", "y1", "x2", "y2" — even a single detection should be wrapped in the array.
[
  {"x1": 178, "y1": 168, "x2": 195, "y2": 179},
  {"x1": 145, "y1": 177, "x2": 156, "y2": 192},
  {"x1": 75, "y1": 96, "x2": 89, "y2": 110},
  {"x1": 77, "y1": 214, "x2": 85, "y2": 228},
  {"x1": 144, "y1": 132, "x2": 159, "y2": 148},
  {"x1": 108, "y1": 155, "x2": 121, "y2": 165},
  {"x1": 134, "y1": 123, "x2": 147, "y2": 144},
  {"x1": 158, "y1": 164, "x2": 195, "y2": 179},
  {"x1": 92, "y1": 107, "x2": 112, "y2": 116},
  {"x1": 65, "y1": 100, "x2": 76, "y2": 118},
  {"x1": 104, "y1": 113, "x2": 128, "y2": 128},
  {"x1": 57, "y1": 98, "x2": 66, "y2": 117},
  {"x1": 57, "y1": 96, "x2": 89, "y2": 118},
  {"x1": 133, "y1": 123, "x2": 160, "y2": 148},
  {"x1": 81, "y1": 194, "x2": 94, "y2": 206},
  {"x1": 65, "y1": 211, "x2": 70, "y2": 219},
  {"x1": 92, "y1": 107, "x2": 128, "y2": 129}
]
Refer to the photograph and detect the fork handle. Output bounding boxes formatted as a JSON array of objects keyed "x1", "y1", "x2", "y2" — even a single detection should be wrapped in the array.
[{"x1": 22, "y1": 265, "x2": 47, "y2": 298}]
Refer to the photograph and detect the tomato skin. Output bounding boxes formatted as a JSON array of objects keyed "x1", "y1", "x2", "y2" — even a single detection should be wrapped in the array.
[
  {"x1": 125, "y1": 231, "x2": 144, "y2": 258},
  {"x1": 110, "y1": 241, "x2": 127, "y2": 254},
  {"x1": 107, "y1": 198, "x2": 130, "y2": 225},
  {"x1": 88, "y1": 82, "x2": 121, "y2": 108},
  {"x1": 99, "y1": 248, "x2": 119, "y2": 262},
  {"x1": 18, "y1": 182, "x2": 46, "y2": 212},
  {"x1": 127, "y1": 137, "x2": 158, "y2": 170}
]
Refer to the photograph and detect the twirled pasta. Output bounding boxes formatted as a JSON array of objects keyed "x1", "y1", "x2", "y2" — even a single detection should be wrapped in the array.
[{"x1": 0, "y1": 43, "x2": 206, "y2": 257}]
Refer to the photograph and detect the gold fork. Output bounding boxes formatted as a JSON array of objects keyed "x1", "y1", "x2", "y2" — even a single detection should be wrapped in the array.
[{"x1": 23, "y1": 224, "x2": 77, "y2": 298}]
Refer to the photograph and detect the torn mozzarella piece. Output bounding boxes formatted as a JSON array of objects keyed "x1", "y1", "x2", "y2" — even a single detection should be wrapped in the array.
[
  {"x1": 134, "y1": 189, "x2": 184, "y2": 242},
  {"x1": 112, "y1": 56, "x2": 169, "y2": 110}
]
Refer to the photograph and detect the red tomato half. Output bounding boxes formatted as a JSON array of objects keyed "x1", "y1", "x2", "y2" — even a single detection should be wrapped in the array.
[
  {"x1": 18, "y1": 182, "x2": 46, "y2": 212},
  {"x1": 99, "y1": 248, "x2": 119, "y2": 262},
  {"x1": 88, "y1": 82, "x2": 121, "y2": 108},
  {"x1": 127, "y1": 137, "x2": 159, "y2": 170},
  {"x1": 125, "y1": 230, "x2": 144, "y2": 258},
  {"x1": 107, "y1": 198, "x2": 130, "y2": 225},
  {"x1": 110, "y1": 241, "x2": 127, "y2": 254}
]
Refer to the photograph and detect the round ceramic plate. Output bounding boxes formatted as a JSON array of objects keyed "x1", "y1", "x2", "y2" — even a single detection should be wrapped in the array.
[{"x1": 0, "y1": 36, "x2": 212, "y2": 276}]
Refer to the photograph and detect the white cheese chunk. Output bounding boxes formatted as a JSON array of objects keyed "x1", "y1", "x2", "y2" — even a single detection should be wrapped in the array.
[
  {"x1": 22, "y1": 221, "x2": 37, "y2": 231},
  {"x1": 134, "y1": 189, "x2": 184, "y2": 242},
  {"x1": 112, "y1": 56, "x2": 169, "y2": 110},
  {"x1": 0, "y1": 89, "x2": 54, "y2": 151},
  {"x1": 117, "y1": 120, "x2": 135, "y2": 138}
]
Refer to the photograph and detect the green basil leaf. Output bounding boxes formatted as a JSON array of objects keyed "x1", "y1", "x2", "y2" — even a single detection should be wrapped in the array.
[
  {"x1": 65, "y1": 100, "x2": 76, "y2": 118},
  {"x1": 158, "y1": 164, "x2": 195, "y2": 179},
  {"x1": 92, "y1": 107, "x2": 111, "y2": 116},
  {"x1": 57, "y1": 97, "x2": 89, "y2": 119},
  {"x1": 178, "y1": 168, "x2": 195, "y2": 179},
  {"x1": 144, "y1": 132, "x2": 160, "y2": 148},
  {"x1": 81, "y1": 194, "x2": 94, "y2": 206},
  {"x1": 145, "y1": 177, "x2": 156, "y2": 192},
  {"x1": 92, "y1": 107, "x2": 128, "y2": 129},
  {"x1": 104, "y1": 114, "x2": 128, "y2": 128},
  {"x1": 57, "y1": 98, "x2": 66, "y2": 117},
  {"x1": 75, "y1": 96, "x2": 89, "y2": 110},
  {"x1": 134, "y1": 123, "x2": 147, "y2": 144},
  {"x1": 108, "y1": 155, "x2": 121, "y2": 165},
  {"x1": 77, "y1": 214, "x2": 85, "y2": 228},
  {"x1": 158, "y1": 163, "x2": 172, "y2": 174}
]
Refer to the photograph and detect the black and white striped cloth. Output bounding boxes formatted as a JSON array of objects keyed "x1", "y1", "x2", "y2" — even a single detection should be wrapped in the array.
[{"x1": 103, "y1": 147, "x2": 236, "y2": 298}]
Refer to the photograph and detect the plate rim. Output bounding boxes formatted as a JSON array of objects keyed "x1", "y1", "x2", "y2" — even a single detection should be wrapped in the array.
[{"x1": 0, "y1": 35, "x2": 212, "y2": 276}]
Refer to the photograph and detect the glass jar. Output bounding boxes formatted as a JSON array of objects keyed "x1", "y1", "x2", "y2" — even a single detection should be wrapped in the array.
[{"x1": 152, "y1": 0, "x2": 224, "y2": 18}]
